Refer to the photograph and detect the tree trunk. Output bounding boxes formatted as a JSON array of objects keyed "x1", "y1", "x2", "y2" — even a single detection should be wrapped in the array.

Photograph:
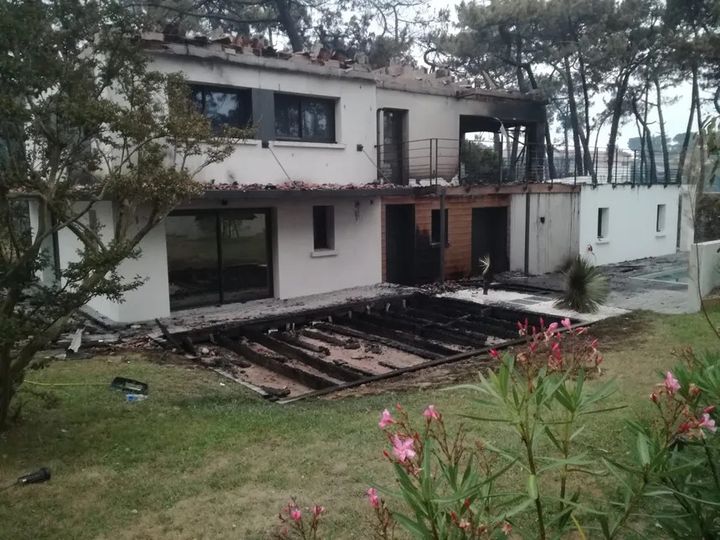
[
  {"x1": 273, "y1": 0, "x2": 303, "y2": 52},
  {"x1": 654, "y1": 77, "x2": 671, "y2": 184},
  {"x1": 676, "y1": 63, "x2": 698, "y2": 184},
  {"x1": 545, "y1": 125, "x2": 557, "y2": 179},
  {"x1": 606, "y1": 70, "x2": 632, "y2": 184},
  {"x1": 563, "y1": 57, "x2": 592, "y2": 178},
  {"x1": 643, "y1": 86, "x2": 658, "y2": 184},
  {"x1": 0, "y1": 348, "x2": 13, "y2": 431},
  {"x1": 694, "y1": 71, "x2": 706, "y2": 184}
]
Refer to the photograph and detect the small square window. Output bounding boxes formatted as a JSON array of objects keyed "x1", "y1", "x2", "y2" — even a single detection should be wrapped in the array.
[
  {"x1": 313, "y1": 206, "x2": 334, "y2": 250},
  {"x1": 431, "y1": 209, "x2": 449, "y2": 245},
  {"x1": 597, "y1": 207, "x2": 609, "y2": 239},
  {"x1": 656, "y1": 204, "x2": 666, "y2": 233}
]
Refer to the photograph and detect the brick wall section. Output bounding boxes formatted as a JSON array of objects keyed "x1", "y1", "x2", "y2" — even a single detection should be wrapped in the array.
[{"x1": 382, "y1": 193, "x2": 510, "y2": 282}]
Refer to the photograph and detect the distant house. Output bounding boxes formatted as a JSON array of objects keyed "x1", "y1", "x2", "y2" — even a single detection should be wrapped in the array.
[{"x1": 33, "y1": 35, "x2": 682, "y2": 323}]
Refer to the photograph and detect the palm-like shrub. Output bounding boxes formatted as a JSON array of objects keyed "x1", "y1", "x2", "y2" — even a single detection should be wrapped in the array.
[{"x1": 555, "y1": 255, "x2": 609, "y2": 313}]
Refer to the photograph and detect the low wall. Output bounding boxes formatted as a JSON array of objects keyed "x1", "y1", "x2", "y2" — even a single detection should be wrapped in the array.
[{"x1": 688, "y1": 240, "x2": 720, "y2": 312}]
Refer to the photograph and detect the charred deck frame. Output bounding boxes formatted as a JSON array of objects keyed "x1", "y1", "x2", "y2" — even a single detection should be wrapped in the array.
[{"x1": 170, "y1": 293, "x2": 580, "y2": 401}]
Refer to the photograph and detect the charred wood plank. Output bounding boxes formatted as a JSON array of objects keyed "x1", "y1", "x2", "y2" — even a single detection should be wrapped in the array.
[
  {"x1": 408, "y1": 301, "x2": 518, "y2": 339},
  {"x1": 214, "y1": 335, "x2": 335, "y2": 390},
  {"x1": 340, "y1": 315, "x2": 458, "y2": 356},
  {"x1": 314, "y1": 322, "x2": 441, "y2": 360},
  {"x1": 358, "y1": 311, "x2": 485, "y2": 348},
  {"x1": 394, "y1": 308, "x2": 490, "y2": 343},
  {"x1": 378, "y1": 361, "x2": 401, "y2": 370},
  {"x1": 155, "y1": 318, "x2": 196, "y2": 355},
  {"x1": 239, "y1": 329, "x2": 362, "y2": 382},
  {"x1": 276, "y1": 333, "x2": 330, "y2": 355},
  {"x1": 301, "y1": 328, "x2": 357, "y2": 348}
]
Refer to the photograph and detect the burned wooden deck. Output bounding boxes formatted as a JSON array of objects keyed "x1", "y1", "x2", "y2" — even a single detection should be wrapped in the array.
[{"x1": 170, "y1": 293, "x2": 575, "y2": 401}]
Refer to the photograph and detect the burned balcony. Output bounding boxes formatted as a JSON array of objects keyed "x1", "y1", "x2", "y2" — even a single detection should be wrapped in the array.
[{"x1": 375, "y1": 137, "x2": 546, "y2": 186}]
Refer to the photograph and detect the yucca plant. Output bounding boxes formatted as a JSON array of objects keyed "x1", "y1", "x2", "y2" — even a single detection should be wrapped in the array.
[{"x1": 555, "y1": 256, "x2": 609, "y2": 313}]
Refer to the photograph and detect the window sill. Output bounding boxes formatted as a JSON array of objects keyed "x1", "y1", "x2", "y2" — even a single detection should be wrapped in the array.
[
  {"x1": 655, "y1": 232, "x2": 667, "y2": 238},
  {"x1": 310, "y1": 249, "x2": 338, "y2": 258},
  {"x1": 273, "y1": 141, "x2": 346, "y2": 150},
  {"x1": 595, "y1": 238, "x2": 610, "y2": 245}
]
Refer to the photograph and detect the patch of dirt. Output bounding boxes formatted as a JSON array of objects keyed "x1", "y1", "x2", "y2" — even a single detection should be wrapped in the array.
[{"x1": 586, "y1": 311, "x2": 651, "y2": 353}]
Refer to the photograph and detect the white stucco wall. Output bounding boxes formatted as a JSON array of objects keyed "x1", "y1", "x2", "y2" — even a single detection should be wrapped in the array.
[
  {"x1": 578, "y1": 184, "x2": 680, "y2": 265},
  {"x1": 509, "y1": 191, "x2": 580, "y2": 274},
  {"x1": 150, "y1": 55, "x2": 378, "y2": 185},
  {"x1": 274, "y1": 197, "x2": 382, "y2": 298},
  {"x1": 54, "y1": 202, "x2": 171, "y2": 323},
  {"x1": 688, "y1": 240, "x2": 720, "y2": 312}
]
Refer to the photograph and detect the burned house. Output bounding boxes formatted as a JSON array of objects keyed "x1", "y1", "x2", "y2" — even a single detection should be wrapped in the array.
[{"x1": 34, "y1": 35, "x2": 681, "y2": 324}]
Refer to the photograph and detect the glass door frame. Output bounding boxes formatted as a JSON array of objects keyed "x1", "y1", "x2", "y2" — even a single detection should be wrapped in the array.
[{"x1": 167, "y1": 207, "x2": 274, "y2": 309}]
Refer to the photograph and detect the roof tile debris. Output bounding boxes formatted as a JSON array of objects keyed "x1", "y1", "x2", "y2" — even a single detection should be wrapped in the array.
[
  {"x1": 204, "y1": 180, "x2": 413, "y2": 192},
  {"x1": 140, "y1": 30, "x2": 542, "y2": 100}
]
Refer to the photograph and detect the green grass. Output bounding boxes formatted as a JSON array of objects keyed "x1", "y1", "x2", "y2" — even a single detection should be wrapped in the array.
[{"x1": 1, "y1": 308, "x2": 720, "y2": 539}]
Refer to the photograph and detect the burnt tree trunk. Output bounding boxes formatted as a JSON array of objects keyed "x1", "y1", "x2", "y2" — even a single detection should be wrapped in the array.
[
  {"x1": 676, "y1": 63, "x2": 698, "y2": 184},
  {"x1": 606, "y1": 70, "x2": 632, "y2": 185}
]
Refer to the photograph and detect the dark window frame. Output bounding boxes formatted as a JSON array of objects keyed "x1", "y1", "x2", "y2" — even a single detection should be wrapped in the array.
[
  {"x1": 313, "y1": 205, "x2": 335, "y2": 250},
  {"x1": 656, "y1": 204, "x2": 666, "y2": 233},
  {"x1": 274, "y1": 93, "x2": 337, "y2": 143},
  {"x1": 189, "y1": 84, "x2": 253, "y2": 132},
  {"x1": 431, "y1": 209, "x2": 450, "y2": 246},
  {"x1": 597, "y1": 207, "x2": 609, "y2": 239}
]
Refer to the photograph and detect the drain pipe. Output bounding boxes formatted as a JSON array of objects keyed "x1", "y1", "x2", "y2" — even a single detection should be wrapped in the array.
[{"x1": 439, "y1": 185, "x2": 447, "y2": 282}]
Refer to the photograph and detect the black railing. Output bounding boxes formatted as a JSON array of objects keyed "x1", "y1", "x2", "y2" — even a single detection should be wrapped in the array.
[{"x1": 374, "y1": 139, "x2": 690, "y2": 186}]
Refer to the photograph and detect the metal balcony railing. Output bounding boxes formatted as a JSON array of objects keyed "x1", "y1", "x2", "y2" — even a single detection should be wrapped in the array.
[{"x1": 374, "y1": 138, "x2": 547, "y2": 185}]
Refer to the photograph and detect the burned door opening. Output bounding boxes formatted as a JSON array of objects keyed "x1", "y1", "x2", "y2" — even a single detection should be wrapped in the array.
[
  {"x1": 386, "y1": 204, "x2": 415, "y2": 285},
  {"x1": 471, "y1": 207, "x2": 509, "y2": 275},
  {"x1": 381, "y1": 109, "x2": 407, "y2": 185}
]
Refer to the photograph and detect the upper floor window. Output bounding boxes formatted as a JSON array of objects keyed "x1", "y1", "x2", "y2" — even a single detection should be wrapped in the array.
[
  {"x1": 190, "y1": 85, "x2": 252, "y2": 132},
  {"x1": 274, "y1": 94, "x2": 335, "y2": 143}
]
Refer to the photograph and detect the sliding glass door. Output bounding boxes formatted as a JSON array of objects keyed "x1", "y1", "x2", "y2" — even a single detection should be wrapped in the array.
[{"x1": 166, "y1": 209, "x2": 272, "y2": 310}]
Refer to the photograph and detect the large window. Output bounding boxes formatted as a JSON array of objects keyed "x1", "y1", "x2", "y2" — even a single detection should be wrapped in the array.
[
  {"x1": 190, "y1": 85, "x2": 252, "y2": 132},
  {"x1": 166, "y1": 209, "x2": 272, "y2": 310},
  {"x1": 275, "y1": 94, "x2": 335, "y2": 142}
]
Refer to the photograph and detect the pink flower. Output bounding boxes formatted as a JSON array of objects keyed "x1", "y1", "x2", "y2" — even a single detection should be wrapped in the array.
[
  {"x1": 378, "y1": 409, "x2": 394, "y2": 429},
  {"x1": 704, "y1": 405, "x2": 716, "y2": 415},
  {"x1": 366, "y1": 487, "x2": 380, "y2": 508},
  {"x1": 489, "y1": 349, "x2": 499, "y2": 359},
  {"x1": 699, "y1": 413, "x2": 717, "y2": 433},
  {"x1": 551, "y1": 341, "x2": 562, "y2": 360},
  {"x1": 547, "y1": 322, "x2": 559, "y2": 333},
  {"x1": 664, "y1": 372, "x2": 681, "y2": 395},
  {"x1": 391, "y1": 435, "x2": 416, "y2": 462},
  {"x1": 458, "y1": 519, "x2": 471, "y2": 530},
  {"x1": 423, "y1": 404, "x2": 440, "y2": 420},
  {"x1": 502, "y1": 521, "x2": 513, "y2": 535},
  {"x1": 561, "y1": 318, "x2": 572, "y2": 330},
  {"x1": 289, "y1": 506, "x2": 302, "y2": 521},
  {"x1": 311, "y1": 505, "x2": 325, "y2": 517}
]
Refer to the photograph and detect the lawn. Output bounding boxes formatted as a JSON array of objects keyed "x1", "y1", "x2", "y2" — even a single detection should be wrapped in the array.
[{"x1": 1, "y1": 308, "x2": 719, "y2": 539}]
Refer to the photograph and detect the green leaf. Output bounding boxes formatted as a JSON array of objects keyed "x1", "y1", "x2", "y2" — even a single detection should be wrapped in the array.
[
  {"x1": 636, "y1": 433, "x2": 651, "y2": 467},
  {"x1": 392, "y1": 511, "x2": 432, "y2": 538},
  {"x1": 527, "y1": 474, "x2": 538, "y2": 500}
]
